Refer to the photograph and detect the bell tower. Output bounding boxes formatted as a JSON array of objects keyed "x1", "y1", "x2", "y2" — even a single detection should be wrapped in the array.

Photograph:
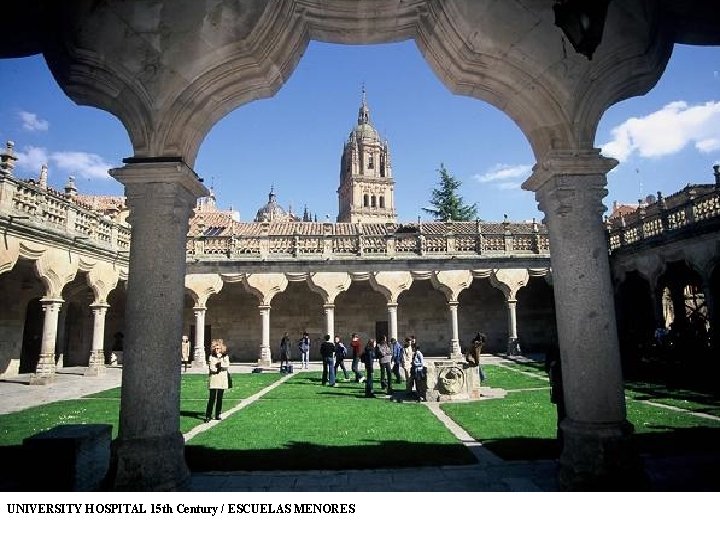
[{"x1": 337, "y1": 89, "x2": 397, "y2": 223}]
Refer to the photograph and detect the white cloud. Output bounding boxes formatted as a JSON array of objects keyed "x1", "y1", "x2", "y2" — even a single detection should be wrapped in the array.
[
  {"x1": 496, "y1": 182, "x2": 521, "y2": 190},
  {"x1": 601, "y1": 101, "x2": 720, "y2": 162},
  {"x1": 15, "y1": 146, "x2": 113, "y2": 180},
  {"x1": 18, "y1": 111, "x2": 49, "y2": 132},
  {"x1": 474, "y1": 163, "x2": 532, "y2": 184}
]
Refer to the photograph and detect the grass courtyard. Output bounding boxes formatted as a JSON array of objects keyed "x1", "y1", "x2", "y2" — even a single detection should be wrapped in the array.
[{"x1": 1, "y1": 361, "x2": 719, "y2": 472}]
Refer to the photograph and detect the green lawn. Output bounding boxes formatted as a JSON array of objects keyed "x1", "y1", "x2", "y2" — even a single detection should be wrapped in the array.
[
  {"x1": 186, "y1": 372, "x2": 475, "y2": 470},
  {"x1": 0, "y1": 373, "x2": 282, "y2": 446},
  {"x1": 483, "y1": 364, "x2": 550, "y2": 390}
]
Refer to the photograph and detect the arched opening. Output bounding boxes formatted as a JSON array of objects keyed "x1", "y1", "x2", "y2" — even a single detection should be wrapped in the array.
[
  {"x1": 59, "y1": 272, "x2": 93, "y2": 367},
  {"x1": 397, "y1": 279, "x2": 448, "y2": 356},
  {"x1": 458, "y1": 278, "x2": 507, "y2": 354},
  {"x1": 0, "y1": 259, "x2": 44, "y2": 374},
  {"x1": 203, "y1": 282, "x2": 261, "y2": 361},
  {"x1": 516, "y1": 276, "x2": 557, "y2": 354},
  {"x1": 270, "y1": 280, "x2": 324, "y2": 360},
  {"x1": 614, "y1": 271, "x2": 655, "y2": 372},
  {"x1": 335, "y1": 280, "x2": 387, "y2": 343},
  {"x1": 105, "y1": 283, "x2": 126, "y2": 364}
]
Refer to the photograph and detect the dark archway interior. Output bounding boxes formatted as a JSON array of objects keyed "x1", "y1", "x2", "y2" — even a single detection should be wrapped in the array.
[
  {"x1": 615, "y1": 271, "x2": 655, "y2": 369},
  {"x1": 517, "y1": 276, "x2": 557, "y2": 354}
]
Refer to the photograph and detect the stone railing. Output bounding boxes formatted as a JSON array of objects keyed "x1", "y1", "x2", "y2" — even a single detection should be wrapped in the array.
[
  {"x1": 607, "y1": 184, "x2": 720, "y2": 252},
  {"x1": 186, "y1": 220, "x2": 550, "y2": 260},
  {"x1": 0, "y1": 175, "x2": 131, "y2": 256}
]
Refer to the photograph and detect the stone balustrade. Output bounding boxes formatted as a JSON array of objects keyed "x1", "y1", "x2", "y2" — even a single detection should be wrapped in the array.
[{"x1": 607, "y1": 184, "x2": 720, "y2": 252}]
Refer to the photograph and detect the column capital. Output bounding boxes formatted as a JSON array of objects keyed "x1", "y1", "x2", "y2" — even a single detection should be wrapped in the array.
[
  {"x1": 386, "y1": 302, "x2": 398, "y2": 309},
  {"x1": 193, "y1": 306, "x2": 207, "y2": 314},
  {"x1": 448, "y1": 300, "x2": 459, "y2": 308},
  {"x1": 323, "y1": 303, "x2": 335, "y2": 310},
  {"x1": 258, "y1": 304, "x2": 271, "y2": 311},
  {"x1": 110, "y1": 160, "x2": 208, "y2": 199},
  {"x1": 39, "y1": 297, "x2": 64, "y2": 308},
  {"x1": 89, "y1": 302, "x2": 109, "y2": 310},
  {"x1": 523, "y1": 149, "x2": 617, "y2": 192}
]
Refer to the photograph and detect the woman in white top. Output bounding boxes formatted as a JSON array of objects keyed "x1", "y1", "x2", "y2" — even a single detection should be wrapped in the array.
[{"x1": 205, "y1": 339, "x2": 230, "y2": 422}]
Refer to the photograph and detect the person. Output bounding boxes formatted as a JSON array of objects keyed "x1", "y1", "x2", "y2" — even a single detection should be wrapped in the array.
[
  {"x1": 350, "y1": 333, "x2": 364, "y2": 383},
  {"x1": 320, "y1": 334, "x2": 336, "y2": 386},
  {"x1": 362, "y1": 338, "x2": 377, "y2": 397},
  {"x1": 205, "y1": 339, "x2": 230, "y2": 422},
  {"x1": 298, "y1": 332, "x2": 311, "y2": 369},
  {"x1": 466, "y1": 335, "x2": 486, "y2": 383},
  {"x1": 181, "y1": 335, "x2": 191, "y2": 372},
  {"x1": 377, "y1": 336, "x2": 393, "y2": 393},
  {"x1": 334, "y1": 336, "x2": 349, "y2": 380},
  {"x1": 472, "y1": 331, "x2": 487, "y2": 353},
  {"x1": 401, "y1": 337, "x2": 413, "y2": 394},
  {"x1": 410, "y1": 343, "x2": 427, "y2": 402},
  {"x1": 279, "y1": 331, "x2": 292, "y2": 372},
  {"x1": 390, "y1": 337, "x2": 404, "y2": 384}
]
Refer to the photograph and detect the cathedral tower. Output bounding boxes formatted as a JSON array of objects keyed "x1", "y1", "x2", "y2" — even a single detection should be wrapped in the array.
[{"x1": 337, "y1": 89, "x2": 397, "y2": 223}]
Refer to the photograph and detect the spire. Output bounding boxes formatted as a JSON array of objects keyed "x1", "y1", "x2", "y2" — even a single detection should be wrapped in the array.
[
  {"x1": 269, "y1": 185, "x2": 276, "y2": 202},
  {"x1": 358, "y1": 85, "x2": 370, "y2": 126},
  {"x1": 39, "y1": 164, "x2": 48, "y2": 189}
]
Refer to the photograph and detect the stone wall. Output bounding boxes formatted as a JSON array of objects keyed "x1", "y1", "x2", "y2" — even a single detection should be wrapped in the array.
[
  {"x1": 458, "y1": 279, "x2": 508, "y2": 353},
  {"x1": 516, "y1": 276, "x2": 557, "y2": 352}
]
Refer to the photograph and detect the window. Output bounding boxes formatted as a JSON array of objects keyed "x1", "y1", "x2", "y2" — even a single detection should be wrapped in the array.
[
  {"x1": 368, "y1": 154, "x2": 374, "y2": 169},
  {"x1": 379, "y1": 196, "x2": 385, "y2": 209},
  {"x1": 363, "y1": 194, "x2": 369, "y2": 207},
  {"x1": 371, "y1": 195, "x2": 376, "y2": 208}
]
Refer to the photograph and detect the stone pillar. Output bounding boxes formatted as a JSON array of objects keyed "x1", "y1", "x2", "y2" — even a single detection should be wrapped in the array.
[
  {"x1": 448, "y1": 301, "x2": 462, "y2": 358},
  {"x1": 324, "y1": 303, "x2": 335, "y2": 338},
  {"x1": 387, "y1": 302, "x2": 398, "y2": 341},
  {"x1": 527, "y1": 151, "x2": 637, "y2": 489},
  {"x1": 258, "y1": 305, "x2": 272, "y2": 366},
  {"x1": 192, "y1": 307, "x2": 207, "y2": 367},
  {"x1": 29, "y1": 298, "x2": 63, "y2": 385},
  {"x1": 85, "y1": 303, "x2": 108, "y2": 376},
  {"x1": 110, "y1": 160, "x2": 207, "y2": 491},
  {"x1": 506, "y1": 299, "x2": 519, "y2": 355}
]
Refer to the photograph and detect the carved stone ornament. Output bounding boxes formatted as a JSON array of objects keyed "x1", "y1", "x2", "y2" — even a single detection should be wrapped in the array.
[{"x1": 438, "y1": 366, "x2": 465, "y2": 395}]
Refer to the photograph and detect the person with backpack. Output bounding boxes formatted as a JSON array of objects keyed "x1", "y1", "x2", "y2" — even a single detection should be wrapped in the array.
[
  {"x1": 362, "y1": 338, "x2": 378, "y2": 397},
  {"x1": 298, "y1": 331, "x2": 311, "y2": 369},
  {"x1": 350, "y1": 333, "x2": 364, "y2": 383},
  {"x1": 334, "y1": 336, "x2": 349, "y2": 380},
  {"x1": 320, "y1": 334, "x2": 337, "y2": 386},
  {"x1": 411, "y1": 343, "x2": 428, "y2": 402}
]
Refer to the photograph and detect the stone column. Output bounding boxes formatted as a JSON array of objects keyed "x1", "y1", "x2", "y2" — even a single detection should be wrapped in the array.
[
  {"x1": 506, "y1": 299, "x2": 519, "y2": 355},
  {"x1": 110, "y1": 160, "x2": 207, "y2": 491},
  {"x1": 85, "y1": 302, "x2": 108, "y2": 376},
  {"x1": 258, "y1": 305, "x2": 272, "y2": 366},
  {"x1": 527, "y1": 151, "x2": 637, "y2": 489},
  {"x1": 192, "y1": 307, "x2": 207, "y2": 367},
  {"x1": 29, "y1": 298, "x2": 63, "y2": 385},
  {"x1": 324, "y1": 303, "x2": 335, "y2": 338},
  {"x1": 387, "y1": 302, "x2": 398, "y2": 340},
  {"x1": 448, "y1": 301, "x2": 462, "y2": 358}
]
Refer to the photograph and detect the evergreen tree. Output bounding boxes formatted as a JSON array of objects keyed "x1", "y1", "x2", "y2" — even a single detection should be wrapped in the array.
[{"x1": 422, "y1": 163, "x2": 478, "y2": 221}]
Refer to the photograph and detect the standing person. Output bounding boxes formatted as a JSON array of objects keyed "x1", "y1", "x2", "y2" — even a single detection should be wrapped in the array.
[
  {"x1": 472, "y1": 331, "x2": 487, "y2": 353},
  {"x1": 181, "y1": 335, "x2": 191, "y2": 372},
  {"x1": 466, "y1": 335, "x2": 486, "y2": 383},
  {"x1": 350, "y1": 333, "x2": 364, "y2": 383},
  {"x1": 401, "y1": 337, "x2": 413, "y2": 394},
  {"x1": 205, "y1": 339, "x2": 230, "y2": 422},
  {"x1": 298, "y1": 331, "x2": 311, "y2": 369},
  {"x1": 377, "y1": 336, "x2": 393, "y2": 393},
  {"x1": 279, "y1": 331, "x2": 292, "y2": 372},
  {"x1": 390, "y1": 337, "x2": 403, "y2": 384},
  {"x1": 320, "y1": 334, "x2": 336, "y2": 386},
  {"x1": 411, "y1": 343, "x2": 427, "y2": 402},
  {"x1": 334, "y1": 336, "x2": 349, "y2": 380},
  {"x1": 363, "y1": 338, "x2": 377, "y2": 397}
]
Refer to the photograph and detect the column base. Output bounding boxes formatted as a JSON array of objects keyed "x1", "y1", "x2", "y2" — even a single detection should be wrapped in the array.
[
  {"x1": 559, "y1": 418, "x2": 645, "y2": 491},
  {"x1": 29, "y1": 373, "x2": 55, "y2": 385},
  {"x1": 257, "y1": 358, "x2": 272, "y2": 368},
  {"x1": 258, "y1": 347, "x2": 272, "y2": 367},
  {"x1": 114, "y1": 432, "x2": 190, "y2": 491},
  {"x1": 84, "y1": 365, "x2": 106, "y2": 377},
  {"x1": 191, "y1": 359, "x2": 207, "y2": 369}
]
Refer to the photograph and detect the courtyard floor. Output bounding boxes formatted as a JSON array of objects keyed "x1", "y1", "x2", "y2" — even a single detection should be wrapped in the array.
[{"x1": 1, "y1": 356, "x2": 718, "y2": 491}]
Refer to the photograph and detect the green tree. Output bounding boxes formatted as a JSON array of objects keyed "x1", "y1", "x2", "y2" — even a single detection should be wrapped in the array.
[{"x1": 422, "y1": 163, "x2": 478, "y2": 221}]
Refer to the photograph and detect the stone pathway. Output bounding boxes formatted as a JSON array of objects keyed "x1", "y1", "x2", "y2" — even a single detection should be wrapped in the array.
[{"x1": 628, "y1": 398, "x2": 720, "y2": 422}]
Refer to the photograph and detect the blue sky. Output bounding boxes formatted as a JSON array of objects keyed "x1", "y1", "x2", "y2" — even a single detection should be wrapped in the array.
[{"x1": 0, "y1": 40, "x2": 718, "y2": 223}]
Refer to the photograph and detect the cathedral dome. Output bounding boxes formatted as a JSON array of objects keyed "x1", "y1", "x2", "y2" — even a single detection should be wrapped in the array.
[
  {"x1": 255, "y1": 187, "x2": 288, "y2": 223},
  {"x1": 352, "y1": 122, "x2": 379, "y2": 141}
]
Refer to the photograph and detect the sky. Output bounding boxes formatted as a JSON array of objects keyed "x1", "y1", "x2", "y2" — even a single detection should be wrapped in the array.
[{"x1": 0, "y1": 40, "x2": 718, "y2": 223}]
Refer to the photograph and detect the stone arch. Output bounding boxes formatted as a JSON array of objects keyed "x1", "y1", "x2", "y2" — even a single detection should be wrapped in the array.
[
  {"x1": 204, "y1": 279, "x2": 260, "y2": 361},
  {"x1": 106, "y1": 282, "x2": 127, "y2": 363},
  {"x1": 397, "y1": 278, "x2": 447, "y2": 356},
  {"x1": 59, "y1": 271, "x2": 94, "y2": 367},
  {"x1": 335, "y1": 279, "x2": 387, "y2": 344},
  {"x1": 41, "y1": 1, "x2": 672, "y2": 163}
]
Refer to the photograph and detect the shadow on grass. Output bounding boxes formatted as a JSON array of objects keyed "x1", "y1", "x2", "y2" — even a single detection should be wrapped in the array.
[{"x1": 185, "y1": 440, "x2": 476, "y2": 471}]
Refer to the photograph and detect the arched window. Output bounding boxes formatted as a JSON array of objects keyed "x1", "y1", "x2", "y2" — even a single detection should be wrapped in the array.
[
  {"x1": 379, "y1": 196, "x2": 385, "y2": 208},
  {"x1": 363, "y1": 194, "x2": 369, "y2": 207},
  {"x1": 368, "y1": 154, "x2": 374, "y2": 169},
  {"x1": 371, "y1": 195, "x2": 376, "y2": 208},
  {"x1": 380, "y1": 154, "x2": 385, "y2": 177}
]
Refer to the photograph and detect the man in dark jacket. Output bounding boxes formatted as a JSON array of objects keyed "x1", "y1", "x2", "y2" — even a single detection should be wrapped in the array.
[
  {"x1": 362, "y1": 339, "x2": 377, "y2": 397},
  {"x1": 320, "y1": 334, "x2": 336, "y2": 386}
]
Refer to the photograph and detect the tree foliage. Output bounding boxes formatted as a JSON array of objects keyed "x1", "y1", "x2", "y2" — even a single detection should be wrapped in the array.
[{"x1": 422, "y1": 163, "x2": 478, "y2": 221}]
